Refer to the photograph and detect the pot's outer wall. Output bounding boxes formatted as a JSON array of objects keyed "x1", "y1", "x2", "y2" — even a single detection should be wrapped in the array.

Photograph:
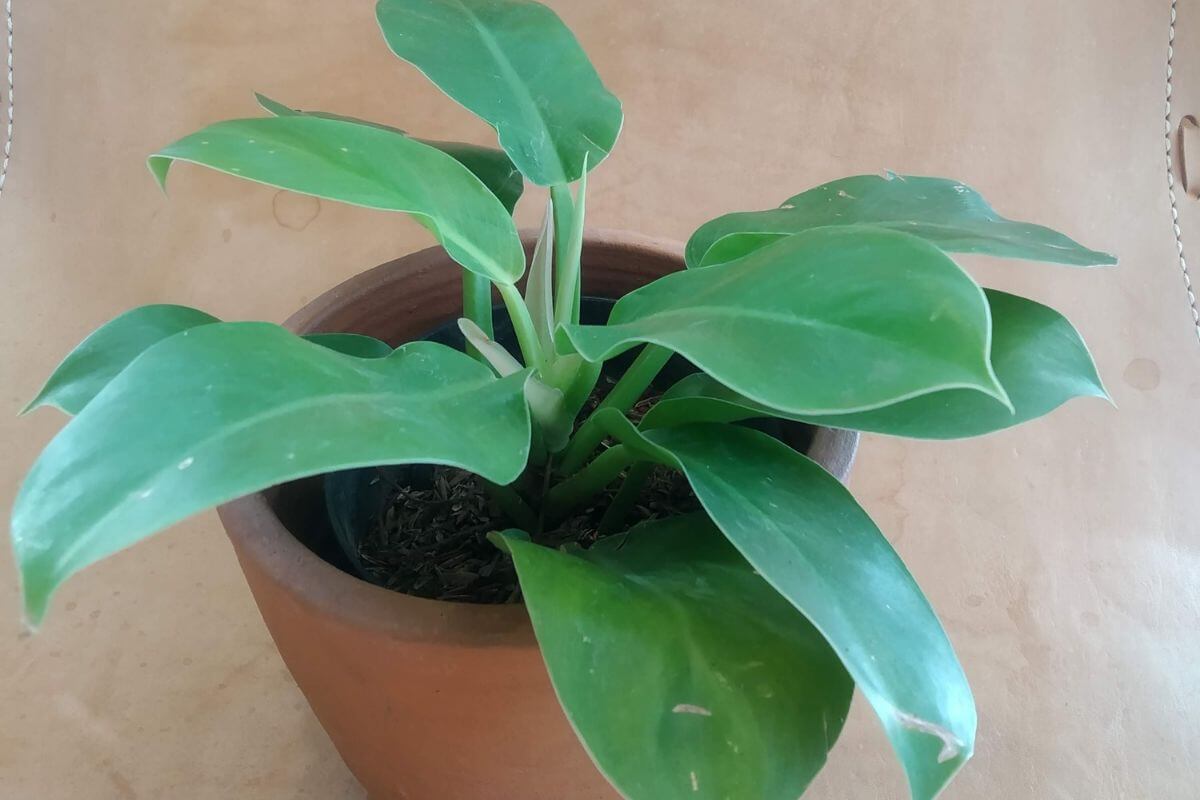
[{"x1": 219, "y1": 232, "x2": 857, "y2": 800}]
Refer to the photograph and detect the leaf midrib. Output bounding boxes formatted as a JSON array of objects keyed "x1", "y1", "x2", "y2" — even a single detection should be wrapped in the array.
[
  {"x1": 451, "y1": 0, "x2": 570, "y2": 183},
  {"x1": 607, "y1": 303, "x2": 980, "y2": 370},
  {"x1": 160, "y1": 118, "x2": 514, "y2": 282}
]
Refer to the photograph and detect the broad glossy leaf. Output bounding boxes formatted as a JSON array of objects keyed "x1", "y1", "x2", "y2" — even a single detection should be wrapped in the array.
[
  {"x1": 643, "y1": 290, "x2": 1107, "y2": 438},
  {"x1": 149, "y1": 115, "x2": 524, "y2": 283},
  {"x1": 302, "y1": 332, "x2": 394, "y2": 359},
  {"x1": 23, "y1": 305, "x2": 219, "y2": 415},
  {"x1": 376, "y1": 0, "x2": 623, "y2": 186},
  {"x1": 604, "y1": 420, "x2": 976, "y2": 800},
  {"x1": 500, "y1": 514, "x2": 853, "y2": 799},
  {"x1": 12, "y1": 324, "x2": 530, "y2": 625},
  {"x1": 561, "y1": 226, "x2": 1008, "y2": 415},
  {"x1": 255, "y1": 92, "x2": 523, "y2": 212},
  {"x1": 24, "y1": 305, "x2": 397, "y2": 416},
  {"x1": 686, "y1": 174, "x2": 1117, "y2": 268}
]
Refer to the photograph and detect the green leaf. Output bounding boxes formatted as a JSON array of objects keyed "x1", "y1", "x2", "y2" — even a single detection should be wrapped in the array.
[
  {"x1": 23, "y1": 305, "x2": 220, "y2": 415},
  {"x1": 376, "y1": 0, "x2": 623, "y2": 186},
  {"x1": 457, "y1": 318, "x2": 522, "y2": 376},
  {"x1": 643, "y1": 290, "x2": 1108, "y2": 438},
  {"x1": 596, "y1": 419, "x2": 976, "y2": 800},
  {"x1": 12, "y1": 324, "x2": 531, "y2": 625},
  {"x1": 686, "y1": 174, "x2": 1117, "y2": 268},
  {"x1": 523, "y1": 200, "x2": 556, "y2": 354},
  {"x1": 254, "y1": 92, "x2": 523, "y2": 213},
  {"x1": 561, "y1": 226, "x2": 1009, "y2": 415},
  {"x1": 149, "y1": 115, "x2": 524, "y2": 283},
  {"x1": 24, "y1": 305, "x2": 397, "y2": 417},
  {"x1": 302, "y1": 332, "x2": 394, "y2": 359},
  {"x1": 553, "y1": 156, "x2": 587, "y2": 327},
  {"x1": 419, "y1": 138, "x2": 523, "y2": 215},
  {"x1": 500, "y1": 514, "x2": 853, "y2": 799}
]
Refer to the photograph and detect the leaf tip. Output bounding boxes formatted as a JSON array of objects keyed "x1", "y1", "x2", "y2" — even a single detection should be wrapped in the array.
[
  {"x1": 146, "y1": 155, "x2": 171, "y2": 195},
  {"x1": 977, "y1": 366, "x2": 1015, "y2": 415},
  {"x1": 253, "y1": 92, "x2": 293, "y2": 117},
  {"x1": 16, "y1": 565, "x2": 51, "y2": 632},
  {"x1": 487, "y1": 528, "x2": 529, "y2": 554},
  {"x1": 457, "y1": 316, "x2": 487, "y2": 343},
  {"x1": 1097, "y1": 380, "x2": 1118, "y2": 409},
  {"x1": 17, "y1": 392, "x2": 43, "y2": 416}
]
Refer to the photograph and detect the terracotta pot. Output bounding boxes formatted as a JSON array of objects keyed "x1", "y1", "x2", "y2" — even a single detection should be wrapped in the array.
[{"x1": 218, "y1": 230, "x2": 860, "y2": 800}]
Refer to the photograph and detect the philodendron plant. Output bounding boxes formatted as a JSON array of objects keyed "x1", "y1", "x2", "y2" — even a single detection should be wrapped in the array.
[{"x1": 11, "y1": 1, "x2": 1114, "y2": 798}]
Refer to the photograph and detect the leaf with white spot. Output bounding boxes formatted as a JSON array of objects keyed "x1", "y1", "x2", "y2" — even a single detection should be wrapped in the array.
[
  {"x1": 23, "y1": 305, "x2": 220, "y2": 415},
  {"x1": 498, "y1": 514, "x2": 853, "y2": 799},
  {"x1": 560, "y1": 226, "x2": 1009, "y2": 416},
  {"x1": 592, "y1": 418, "x2": 977, "y2": 800},
  {"x1": 641, "y1": 290, "x2": 1108, "y2": 439},
  {"x1": 23, "y1": 305, "x2": 396, "y2": 417},
  {"x1": 686, "y1": 174, "x2": 1117, "y2": 268},
  {"x1": 376, "y1": 0, "x2": 623, "y2": 186},
  {"x1": 149, "y1": 115, "x2": 525, "y2": 283},
  {"x1": 254, "y1": 92, "x2": 524, "y2": 212},
  {"x1": 13, "y1": 323, "x2": 531, "y2": 625}
]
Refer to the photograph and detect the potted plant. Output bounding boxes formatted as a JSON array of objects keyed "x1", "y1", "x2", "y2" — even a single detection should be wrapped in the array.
[{"x1": 10, "y1": 1, "x2": 1114, "y2": 798}]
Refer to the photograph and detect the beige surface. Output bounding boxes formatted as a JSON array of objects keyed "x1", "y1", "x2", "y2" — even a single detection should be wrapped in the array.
[{"x1": 1, "y1": 1, "x2": 1197, "y2": 797}]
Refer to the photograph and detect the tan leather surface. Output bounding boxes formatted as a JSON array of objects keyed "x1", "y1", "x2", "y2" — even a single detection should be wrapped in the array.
[{"x1": 1, "y1": 1, "x2": 1196, "y2": 797}]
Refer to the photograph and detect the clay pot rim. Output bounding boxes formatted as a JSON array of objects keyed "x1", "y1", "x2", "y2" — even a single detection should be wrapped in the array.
[{"x1": 218, "y1": 228, "x2": 858, "y2": 646}]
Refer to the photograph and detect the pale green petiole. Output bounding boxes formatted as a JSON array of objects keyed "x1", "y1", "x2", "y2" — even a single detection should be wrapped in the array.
[
  {"x1": 543, "y1": 444, "x2": 637, "y2": 522},
  {"x1": 461, "y1": 272, "x2": 495, "y2": 363},
  {"x1": 553, "y1": 160, "x2": 587, "y2": 330},
  {"x1": 558, "y1": 344, "x2": 673, "y2": 475},
  {"x1": 498, "y1": 282, "x2": 548, "y2": 375}
]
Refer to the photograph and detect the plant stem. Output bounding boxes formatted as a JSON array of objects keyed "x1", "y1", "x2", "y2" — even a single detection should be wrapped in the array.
[
  {"x1": 483, "y1": 480, "x2": 538, "y2": 531},
  {"x1": 498, "y1": 282, "x2": 546, "y2": 374},
  {"x1": 553, "y1": 172, "x2": 586, "y2": 328},
  {"x1": 551, "y1": 183, "x2": 573, "y2": 288},
  {"x1": 558, "y1": 345, "x2": 672, "y2": 475},
  {"x1": 560, "y1": 357, "x2": 602, "y2": 419},
  {"x1": 596, "y1": 461, "x2": 651, "y2": 536},
  {"x1": 527, "y1": 423, "x2": 548, "y2": 469},
  {"x1": 543, "y1": 444, "x2": 634, "y2": 523},
  {"x1": 462, "y1": 272, "x2": 494, "y2": 362}
]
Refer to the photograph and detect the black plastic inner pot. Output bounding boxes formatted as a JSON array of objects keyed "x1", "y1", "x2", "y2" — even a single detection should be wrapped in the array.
[{"x1": 271, "y1": 298, "x2": 814, "y2": 587}]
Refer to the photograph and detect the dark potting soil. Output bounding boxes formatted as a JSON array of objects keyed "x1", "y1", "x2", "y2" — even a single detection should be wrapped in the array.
[{"x1": 353, "y1": 384, "x2": 700, "y2": 604}]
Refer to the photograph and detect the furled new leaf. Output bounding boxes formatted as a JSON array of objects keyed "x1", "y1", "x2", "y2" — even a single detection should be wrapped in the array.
[
  {"x1": 595, "y1": 418, "x2": 976, "y2": 800},
  {"x1": 643, "y1": 290, "x2": 1108, "y2": 438},
  {"x1": 499, "y1": 514, "x2": 853, "y2": 799},
  {"x1": 523, "y1": 200, "x2": 556, "y2": 354},
  {"x1": 376, "y1": 0, "x2": 623, "y2": 186},
  {"x1": 12, "y1": 324, "x2": 530, "y2": 625},
  {"x1": 560, "y1": 226, "x2": 1008, "y2": 415},
  {"x1": 255, "y1": 92, "x2": 523, "y2": 212},
  {"x1": 149, "y1": 115, "x2": 524, "y2": 283},
  {"x1": 686, "y1": 174, "x2": 1117, "y2": 268}
]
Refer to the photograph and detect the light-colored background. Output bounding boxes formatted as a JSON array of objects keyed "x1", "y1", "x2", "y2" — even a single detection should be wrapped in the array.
[{"x1": 2, "y1": 1, "x2": 1197, "y2": 797}]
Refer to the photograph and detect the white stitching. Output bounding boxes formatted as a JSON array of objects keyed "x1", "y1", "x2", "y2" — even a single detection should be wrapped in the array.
[
  {"x1": 1166, "y1": 0, "x2": 1200, "y2": 343},
  {"x1": 0, "y1": 0, "x2": 10, "y2": 198}
]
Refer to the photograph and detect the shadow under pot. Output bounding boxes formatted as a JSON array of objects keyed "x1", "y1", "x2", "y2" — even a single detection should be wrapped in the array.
[{"x1": 217, "y1": 230, "x2": 859, "y2": 800}]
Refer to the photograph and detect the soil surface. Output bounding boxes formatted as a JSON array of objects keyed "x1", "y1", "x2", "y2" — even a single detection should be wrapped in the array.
[{"x1": 355, "y1": 383, "x2": 699, "y2": 603}]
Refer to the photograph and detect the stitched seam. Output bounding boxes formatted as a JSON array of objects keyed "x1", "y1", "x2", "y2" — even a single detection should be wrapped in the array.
[
  {"x1": 1165, "y1": 0, "x2": 1200, "y2": 343},
  {"x1": 0, "y1": 0, "x2": 11, "y2": 197}
]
